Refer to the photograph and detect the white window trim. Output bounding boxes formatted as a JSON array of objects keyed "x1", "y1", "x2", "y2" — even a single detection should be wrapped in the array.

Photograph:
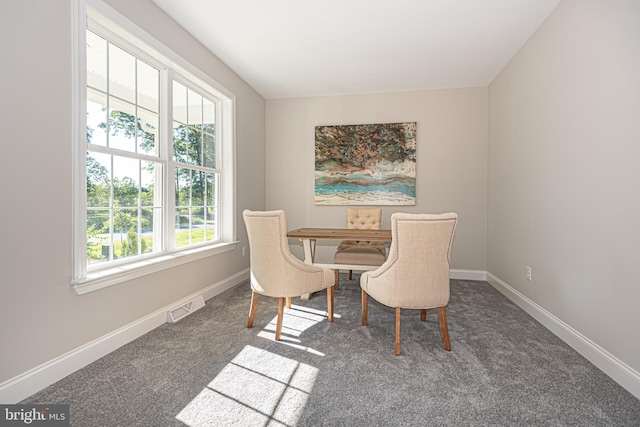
[{"x1": 72, "y1": 0, "x2": 237, "y2": 295}]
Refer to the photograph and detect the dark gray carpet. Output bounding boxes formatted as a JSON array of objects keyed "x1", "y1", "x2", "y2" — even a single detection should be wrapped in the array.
[{"x1": 23, "y1": 276, "x2": 640, "y2": 426}]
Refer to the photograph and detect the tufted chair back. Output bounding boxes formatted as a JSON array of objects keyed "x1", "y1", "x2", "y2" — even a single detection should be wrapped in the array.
[{"x1": 346, "y1": 208, "x2": 382, "y2": 230}]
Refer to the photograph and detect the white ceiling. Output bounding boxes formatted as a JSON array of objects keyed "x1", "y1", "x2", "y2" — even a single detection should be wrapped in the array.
[{"x1": 150, "y1": 0, "x2": 561, "y2": 99}]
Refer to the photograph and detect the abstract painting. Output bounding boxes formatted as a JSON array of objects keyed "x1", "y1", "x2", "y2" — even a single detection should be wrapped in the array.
[{"x1": 315, "y1": 122, "x2": 416, "y2": 205}]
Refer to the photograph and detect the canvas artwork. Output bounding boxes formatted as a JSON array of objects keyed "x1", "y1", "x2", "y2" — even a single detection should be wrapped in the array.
[{"x1": 315, "y1": 122, "x2": 416, "y2": 205}]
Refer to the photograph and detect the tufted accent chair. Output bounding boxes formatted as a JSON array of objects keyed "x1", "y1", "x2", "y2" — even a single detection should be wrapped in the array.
[
  {"x1": 243, "y1": 209, "x2": 335, "y2": 341},
  {"x1": 333, "y1": 208, "x2": 387, "y2": 289},
  {"x1": 360, "y1": 212, "x2": 458, "y2": 355}
]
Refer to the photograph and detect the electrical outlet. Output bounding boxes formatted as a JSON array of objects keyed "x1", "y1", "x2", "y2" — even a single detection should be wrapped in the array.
[
  {"x1": 242, "y1": 246, "x2": 247, "y2": 257},
  {"x1": 526, "y1": 266, "x2": 532, "y2": 281}
]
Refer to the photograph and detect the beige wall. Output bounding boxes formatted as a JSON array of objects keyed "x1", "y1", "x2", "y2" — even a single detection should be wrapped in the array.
[
  {"x1": 0, "y1": 0, "x2": 264, "y2": 384},
  {"x1": 265, "y1": 88, "x2": 488, "y2": 270},
  {"x1": 488, "y1": 0, "x2": 640, "y2": 372}
]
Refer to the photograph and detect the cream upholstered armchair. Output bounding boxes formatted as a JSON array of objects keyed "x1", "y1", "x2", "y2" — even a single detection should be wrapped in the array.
[
  {"x1": 333, "y1": 208, "x2": 386, "y2": 289},
  {"x1": 360, "y1": 212, "x2": 458, "y2": 355},
  {"x1": 243, "y1": 209, "x2": 336, "y2": 341}
]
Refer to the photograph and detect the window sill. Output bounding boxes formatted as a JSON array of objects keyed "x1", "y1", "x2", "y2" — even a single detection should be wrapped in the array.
[{"x1": 71, "y1": 241, "x2": 238, "y2": 295}]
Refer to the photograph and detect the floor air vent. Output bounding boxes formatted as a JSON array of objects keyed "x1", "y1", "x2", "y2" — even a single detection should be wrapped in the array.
[{"x1": 166, "y1": 295, "x2": 205, "y2": 323}]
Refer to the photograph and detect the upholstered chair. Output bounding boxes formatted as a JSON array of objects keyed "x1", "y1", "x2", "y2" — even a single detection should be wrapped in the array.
[
  {"x1": 243, "y1": 209, "x2": 336, "y2": 341},
  {"x1": 333, "y1": 208, "x2": 386, "y2": 289},
  {"x1": 360, "y1": 212, "x2": 458, "y2": 355}
]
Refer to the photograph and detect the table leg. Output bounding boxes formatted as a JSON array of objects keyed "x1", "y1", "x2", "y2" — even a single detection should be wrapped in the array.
[
  {"x1": 302, "y1": 238, "x2": 316, "y2": 263},
  {"x1": 300, "y1": 238, "x2": 316, "y2": 300}
]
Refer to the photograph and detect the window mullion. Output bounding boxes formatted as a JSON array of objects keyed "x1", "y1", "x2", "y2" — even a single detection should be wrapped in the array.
[
  {"x1": 189, "y1": 169, "x2": 193, "y2": 246},
  {"x1": 105, "y1": 35, "x2": 114, "y2": 262},
  {"x1": 134, "y1": 57, "x2": 141, "y2": 256},
  {"x1": 109, "y1": 155, "x2": 115, "y2": 261},
  {"x1": 162, "y1": 67, "x2": 175, "y2": 251},
  {"x1": 137, "y1": 159, "x2": 142, "y2": 256}
]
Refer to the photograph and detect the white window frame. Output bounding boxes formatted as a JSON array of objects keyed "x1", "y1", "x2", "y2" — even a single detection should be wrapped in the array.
[{"x1": 72, "y1": 0, "x2": 237, "y2": 295}]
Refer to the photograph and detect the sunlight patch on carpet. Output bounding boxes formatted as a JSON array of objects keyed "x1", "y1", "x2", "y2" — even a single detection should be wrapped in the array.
[
  {"x1": 176, "y1": 345, "x2": 318, "y2": 426},
  {"x1": 255, "y1": 304, "x2": 340, "y2": 356}
]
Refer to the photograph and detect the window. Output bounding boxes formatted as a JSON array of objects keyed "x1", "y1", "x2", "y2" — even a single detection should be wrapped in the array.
[
  {"x1": 171, "y1": 81, "x2": 218, "y2": 248},
  {"x1": 73, "y1": 0, "x2": 236, "y2": 294}
]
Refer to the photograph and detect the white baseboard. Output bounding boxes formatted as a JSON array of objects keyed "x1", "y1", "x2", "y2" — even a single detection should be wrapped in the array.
[
  {"x1": 450, "y1": 269, "x2": 486, "y2": 281},
  {"x1": 0, "y1": 269, "x2": 249, "y2": 404},
  {"x1": 486, "y1": 272, "x2": 640, "y2": 400}
]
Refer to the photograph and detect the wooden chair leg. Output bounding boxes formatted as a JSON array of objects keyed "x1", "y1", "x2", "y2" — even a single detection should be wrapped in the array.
[
  {"x1": 361, "y1": 289, "x2": 368, "y2": 326},
  {"x1": 438, "y1": 306, "x2": 451, "y2": 351},
  {"x1": 275, "y1": 297, "x2": 285, "y2": 341},
  {"x1": 247, "y1": 291, "x2": 258, "y2": 328},
  {"x1": 334, "y1": 269, "x2": 340, "y2": 290},
  {"x1": 327, "y1": 286, "x2": 334, "y2": 322},
  {"x1": 420, "y1": 309, "x2": 427, "y2": 322},
  {"x1": 348, "y1": 270, "x2": 353, "y2": 280},
  {"x1": 395, "y1": 307, "x2": 401, "y2": 356},
  {"x1": 285, "y1": 297, "x2": 292, "y2": 309}
]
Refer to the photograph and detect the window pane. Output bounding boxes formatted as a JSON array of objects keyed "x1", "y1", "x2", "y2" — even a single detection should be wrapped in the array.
[
  {"x1": 187, "y1": 90, "x2": 202, "y2": 165},
  {"x1": 87, "y1": 152, "x2": 111, "y2": 207},
  {"x1": 173, "y1": 122, "x2": 187, "y2": 162},
  {"x1": 109, "y1": 43, "x2": 135, "y2": 103},
  {"x1": 87, "y1": 209, "x2": 110, "y2": 265},
  {"x1": 113, "y1": 156, "x2": 139, "y2": 207},
  {"x1": 187, "y1": 126, "x2": 202, "y2": 165},
  {"x1": 203, "y1": 98, "x2": 215, "y2": 167},
  {"x1": 138, "y1": 109, "x2": 158, "y2": 155},
  {"x1": 114, "y1": 208, "x2": 140, "y2": 259},
  {"x1": 108, "y1": 97, "x2": 137, "y2": 152},
  {"x1": 175, "y1": 208, "x2": 190, "y2": 247},
  {"x1": 203, "y1": 131, "x2": 215, "y2": 168},
  {"x1": 87, "y1": 88, "x2": 107, "y2": 146},
  {"x1": 206, "y1": 173, "x2": 216, "y2": 206},
  {"x1": 203, "y1": 98, "x2": 215, "y2": 130},
  {"x1": 205, "y1": 207, "x2": 216, "y2": 241},
  {"x1": 141, "y1": 208, "x2": 157, "y2": 254},
  {"x1": 140, "y1": 161, "x2": 157, "y2": 208},
  {"x1": 86, "y1": 30, "x2": 107, "y2": 92},
  {"x1": 187, "y1": 89, "x2": 202, "y2": 127},
  {"x1": 173, "y1": 80, "x2": 187, "y2": 124},
  {"x1": 191, "y1": 208, "x2": 205, "y2": 244},
  {"x1": 192, "y1": 171, "x2": 205, "y2": 206},
  {"x1": 175, "y1": 167, "x2": 190, "y2": 207},
  {"x1": 137, "y1": 60, "x2": 158, "y2": 113}
]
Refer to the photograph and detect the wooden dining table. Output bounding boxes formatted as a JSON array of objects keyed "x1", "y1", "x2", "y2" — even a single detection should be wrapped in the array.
[{"x1": 287, "y1": 227, "x2": 392, "y2": 299}]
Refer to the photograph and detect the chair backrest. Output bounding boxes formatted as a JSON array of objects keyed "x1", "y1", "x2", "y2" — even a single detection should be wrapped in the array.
[
  {"x1": 243, "y1": 209, "x2": 330, "y2": 297},
  {"x1": 346, "y1": 208, "x2": 382, "y2": 230},
  {"x1": 368, "y1": 212, "x2": 457, "y2": 308}
]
